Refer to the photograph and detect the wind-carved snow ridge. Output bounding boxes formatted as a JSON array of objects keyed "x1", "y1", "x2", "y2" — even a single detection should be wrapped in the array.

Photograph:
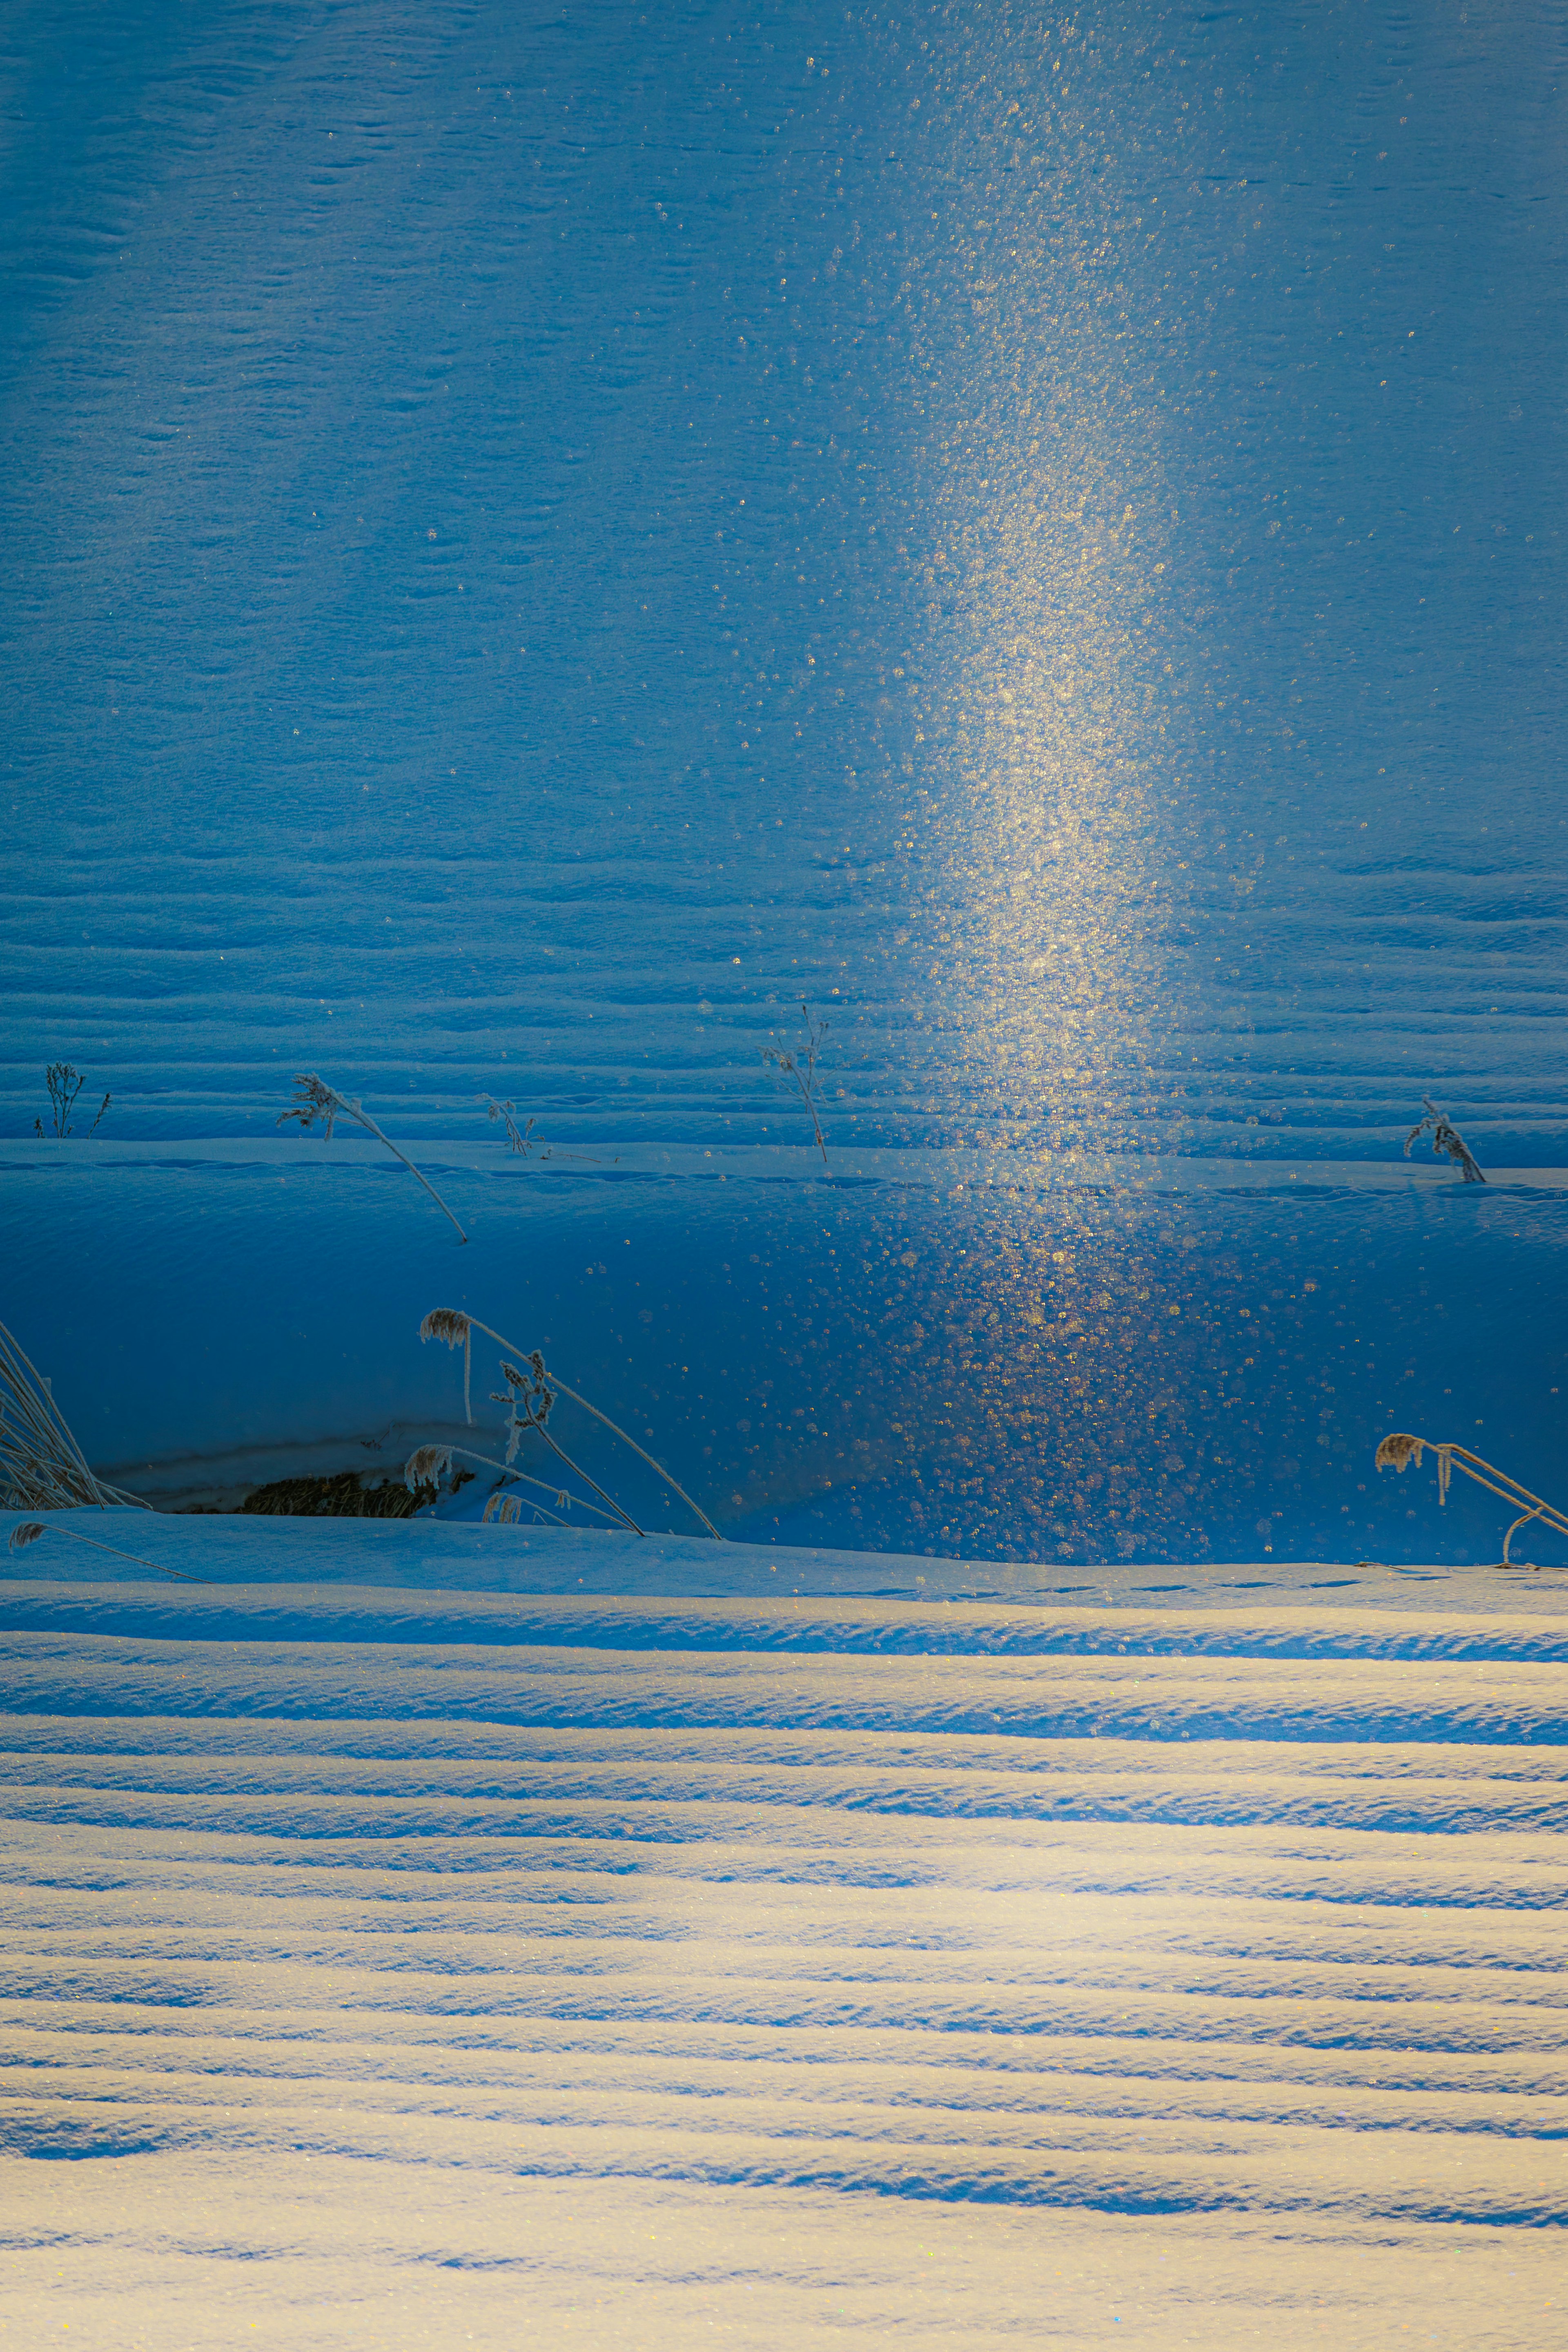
[{"x1": 0, "y1": 1521, "x2": 1563, "y2": 2346}]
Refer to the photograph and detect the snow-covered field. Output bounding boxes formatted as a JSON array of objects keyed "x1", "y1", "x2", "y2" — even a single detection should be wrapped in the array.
[{"x1": 2, "y1": 1514, "x2": 1563, "y2": 2346}]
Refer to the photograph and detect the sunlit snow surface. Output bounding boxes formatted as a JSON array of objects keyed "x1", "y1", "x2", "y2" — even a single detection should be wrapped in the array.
[
  {"x1": 1, "y1": 1519, "x2": 1565, "y2": 2346},
  {"x1": 3, "y1": 0, "x2": 1566, "y2": 1153},
  {"x1": 4, "y1": 8, "x2": 1566, "y2": 2341}
]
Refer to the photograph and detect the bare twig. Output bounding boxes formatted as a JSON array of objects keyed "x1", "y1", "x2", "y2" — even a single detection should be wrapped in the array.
[
  {"x1": 761, "y1": 1001, "x2": 830, "y2": 1165},
  {"x1": 279, "y1": 1074, "x2": 468, "y2": 1242},
  {"x1": 1374, "y1": 1430, "x2": 1566, "y2": 1566},
  {"x1": 1404, "y1": 1098, "x2": 1486, "y2": 1183}
]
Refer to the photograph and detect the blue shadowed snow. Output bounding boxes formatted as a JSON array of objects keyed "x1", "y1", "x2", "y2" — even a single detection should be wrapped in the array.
[
  {"x1": 3, "y1": 3, "x2": 1564, "y2": 1562},
  {"x1": 4, "y1": 1140, "x2": 1566, "y2": 1567}
]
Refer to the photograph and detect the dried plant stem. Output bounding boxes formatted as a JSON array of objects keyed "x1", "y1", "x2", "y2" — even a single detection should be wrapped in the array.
[
  {"x1": 36, "y1": 1063, "x2": 110, "y2": 1139},
  {"x1": 279, "y1": 1075, "x2": 468, "y2": 1242},
  {"x1": 479, "y1": 1095, "x2": 535, "y2": 1154},
  {"x1": 421, "y1": 1444, "x2": 630, "y2": 1530},
  {"x1": 8, "y1": 1520, "x2": 204, "y2": 1582},
  {"x1": 423, "y1": 1309, "x2": 721, "y2": 1538},
  {"x1": 0, "y1": 1319, "x2": 148, "y2": 1512},
  {"x1": 1374, "y1": 1431, "x2": 1568, "y2": 1566},
  {"x1": 761, "y1": 1002, "x2": 830, "y2": 1166},
  {"x1": 1404, "y1": 1098, "x2": 1486, "y2": 1183},
  {"x1": 517, "y1": 1407, "x2": 645, "y2": 1537}
]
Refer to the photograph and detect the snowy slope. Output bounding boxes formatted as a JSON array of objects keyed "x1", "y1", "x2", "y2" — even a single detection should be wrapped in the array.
[
  {"x1": 0, "y1": 1518, "x2": 1563, "y2": 2347},
  {"x1": 4, "y1": 2, "x2": 1567, "y2": 1159}
]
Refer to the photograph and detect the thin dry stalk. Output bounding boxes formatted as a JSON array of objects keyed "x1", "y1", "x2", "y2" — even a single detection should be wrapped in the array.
[
  {"x1": 416, "y1": 1307, "x2": 722, "y2": 1539},
  {"x1": 761, "y1": 1002, "x2": 830, "y2": 1166},
  {"x1": 280, "y1": 1075, "x2": 468, "y2": 1242},
  {"x1": 420, "y1": 1308, "x2": 473, "y2": 1422},
  {"x1": 0, "y1": 1319, "x2": 148, "y2": 1512},
  {"x1": 7, "y1": 1518, "x2": 203, "y2": 1582},
  {"x1": 1404, "y1": 1098, "x2": 1486, "y2": 1183},
  {"x1": 494, "y1": 1355, "x2": 644, "y2": 1535},
  {"x1": 1374, "y1": 1430, "x2": 1567, "y2": 1566},
  {"x1": 401, "y1": 1440, "x2": 627, "y2": 1531}
]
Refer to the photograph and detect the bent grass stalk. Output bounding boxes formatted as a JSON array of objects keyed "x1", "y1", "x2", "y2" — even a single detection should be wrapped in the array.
[
  {"x1": 1374, "y1": 1430, "x2": 1568, "y2": 1567},
  {"x1": 7, "y1": 1519, "x2": 203, "y2": 1582},
  {"x1": 0, "y1": 1318, "x2": 149, "y2": 1512},
  {"x1": 418, "y1": 1308, "x2": 721, "y2": 1538},
  {"x1": 279, "y1": 1074, "x2": 468, "y2": 1242},
  {"x1": 494, "y1": 1355, "x2": 645, "y2": 1536},
  {"x1": 402, "y1": 1441, "x2": 628, "y2": 1531}
]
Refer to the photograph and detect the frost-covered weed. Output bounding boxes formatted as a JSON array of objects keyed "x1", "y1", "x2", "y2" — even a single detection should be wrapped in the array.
[
  {"x1": 0, "y1": 1318, "x2": 147, "y2": 1512},
  {"x1": 412, "y1": 1307, "x2": 721, "y2": 1538},
  {"x1": 477, "y1": 1092, "x2": 607, "y2": 1165},
  {"x1": 761, "y1": 1002, "x2": 831, "y2": 1166},
  {"x1": 1375, "y1": 1429, "x2": 1567, "y2": 1567},
  {"x1": 479, "y1": 1094, "x2": 536, "y2": 1153},
  {"x1": 1404, "y1": 1099, "x2": 1486, "y2": 1183},
  {"x1": 279, "y1": 1074, "x2": 468, "y2": 1241}
]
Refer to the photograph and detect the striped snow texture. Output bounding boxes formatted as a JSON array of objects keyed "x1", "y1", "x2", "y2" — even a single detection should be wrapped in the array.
[{"x1": 1, "y1": 1572, "x2": 1564, "y2": 2348}]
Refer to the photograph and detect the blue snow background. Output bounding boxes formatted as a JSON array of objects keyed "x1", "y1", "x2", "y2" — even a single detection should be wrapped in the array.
[{"x1": 3, "y1": 0, "x2": 1566, "y2": 1560}]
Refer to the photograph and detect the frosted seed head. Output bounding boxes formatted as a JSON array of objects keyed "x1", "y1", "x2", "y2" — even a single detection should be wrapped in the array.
[
  {"x1": 404, "y1": 1445, "x2": 451, "y2": 1492},
  {"x1": 277, "y1": 1073, "x2": 340, "y2": 1133},
  {"x1": 1375, "y1": 1432, "x2": 1424, "y2": 1474},
  {"x1": 420, "y1": 1309, "x2": 472, "y2": 1349},
  {"x1": 7, "y1": 1521, "x2": 44, "y2": 1550}
]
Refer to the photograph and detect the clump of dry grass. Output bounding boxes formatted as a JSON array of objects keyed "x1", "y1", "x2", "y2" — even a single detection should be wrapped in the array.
[
  {"x1": 411, "y1": 1307, "x2": 721, "y2": 1538},
  {"x1": 1375, "y1": 1429, "x2": 1566, "y2": 1566},
  {"x1": 279, "y1": 1074, "x2": 468, "y2": 1242},
  {"x1": 0, "y1": 1319, "x2": 147, "y2": 1512},
  {"x1": 240, "y1": 1470, "x2": 425, "y2": 1519},
  {"x1": 761, "y1": 1002, "x2": 831, "y2": 1166},
  {"x1": 1404, "y1": 1099, "x2": 1486, "y2": 1184}
]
